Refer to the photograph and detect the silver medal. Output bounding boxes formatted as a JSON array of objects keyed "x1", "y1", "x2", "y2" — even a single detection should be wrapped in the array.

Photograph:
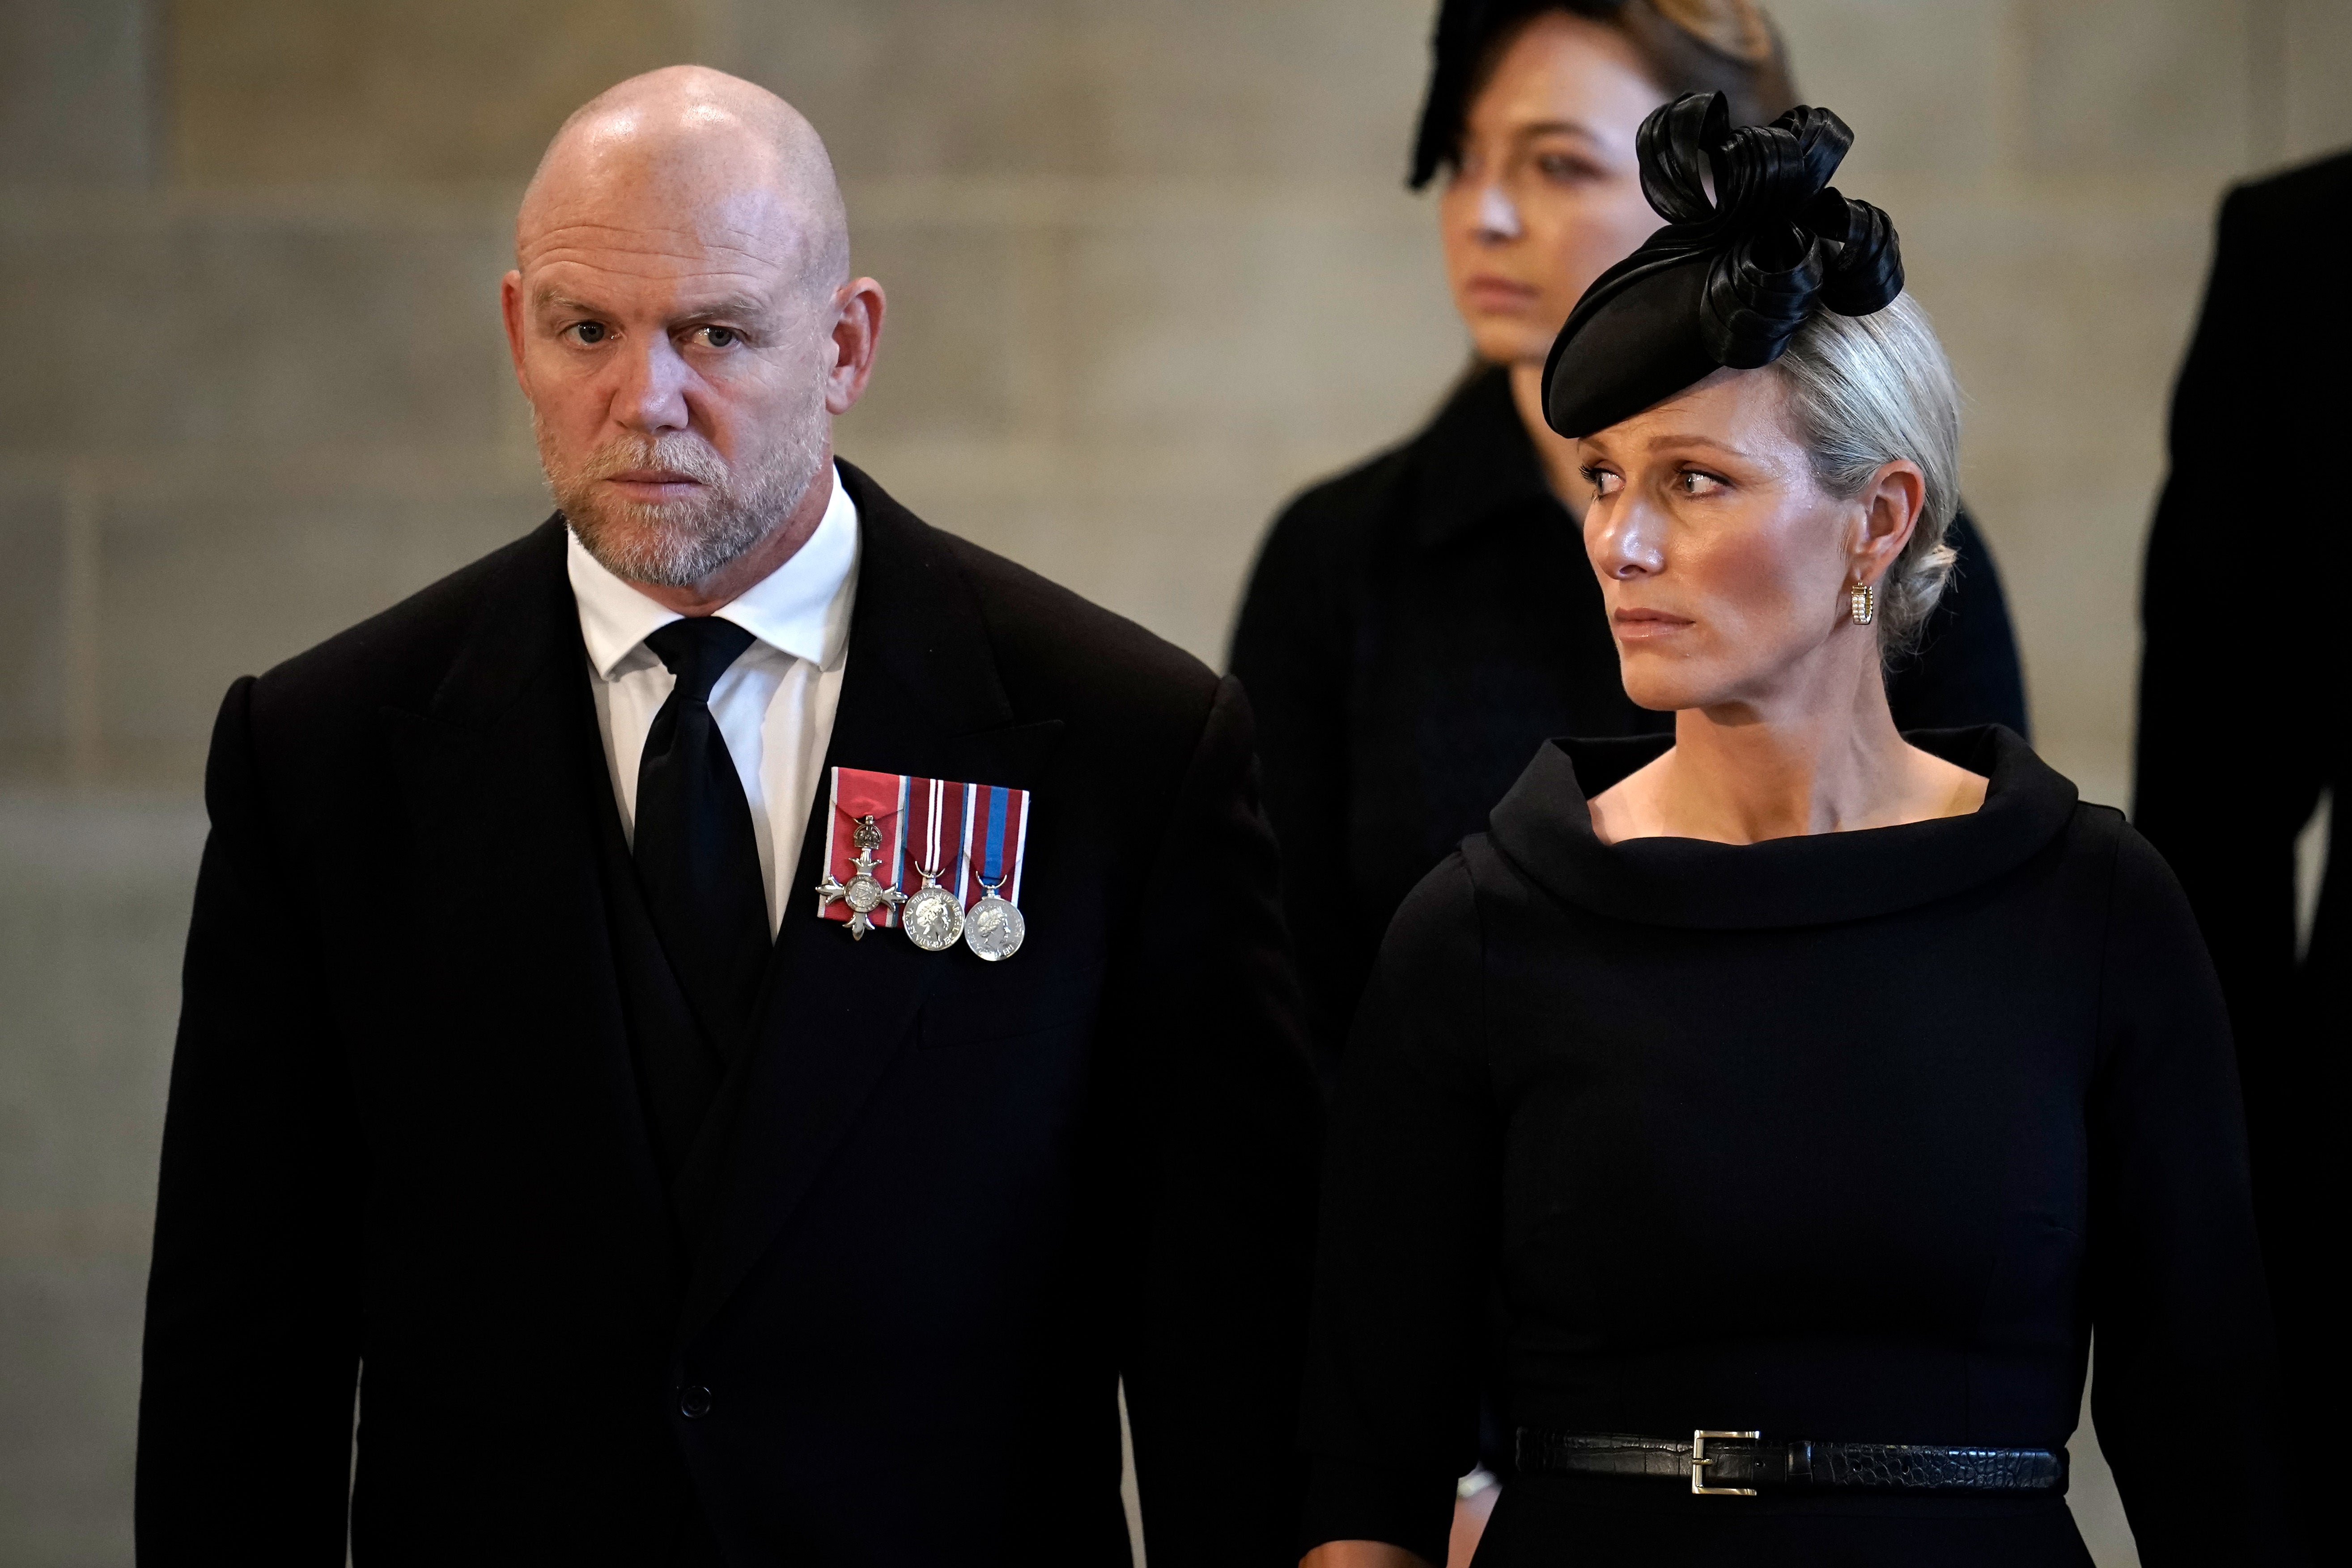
[
  {"x1": 813, "y1": 814, "x2": 904, "y2": 940},
  {"x1": 901, "y1": 866, "x2": 965, "y2": 953},
  {"x1": 963, "y1": 877, "x2": 1026, "y2": 962},
  {"x1": 900, "y1": 780, "x2": 965, "y2": 954}
]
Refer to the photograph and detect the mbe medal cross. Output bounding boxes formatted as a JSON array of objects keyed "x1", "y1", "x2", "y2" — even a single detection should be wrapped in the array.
[{"x1": 813, "y1": 814, "x2": 904, "y2": 939}]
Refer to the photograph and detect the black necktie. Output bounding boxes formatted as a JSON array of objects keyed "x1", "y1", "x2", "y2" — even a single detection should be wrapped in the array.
[{"x1": 634, "y1": 617, "x2": 771, "y2": 1058}]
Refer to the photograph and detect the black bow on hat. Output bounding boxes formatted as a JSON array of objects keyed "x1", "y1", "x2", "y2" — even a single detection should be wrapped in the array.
[{"x1": 1541, "y1": 91, "x2": 1904, "y2": 437}]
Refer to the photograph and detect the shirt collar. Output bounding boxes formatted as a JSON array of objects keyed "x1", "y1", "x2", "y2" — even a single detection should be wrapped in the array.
[{"x1": 566, "y1": 460, "x2": 861, "y2": 679}]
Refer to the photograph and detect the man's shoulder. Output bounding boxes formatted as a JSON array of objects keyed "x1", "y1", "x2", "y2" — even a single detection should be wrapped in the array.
[
  {"x1": 248, "y1": 518, "x2": 565, "y2": 722},
  {"x1": 933, "y1": 524, "x2": 1219, "y2": 731},
  {"x1": 2223, "y1": 148, "x2": 2352, "y2": 247},
  {"x1": 845, "y1": 462, "x2": 1224, "y2": 742}
]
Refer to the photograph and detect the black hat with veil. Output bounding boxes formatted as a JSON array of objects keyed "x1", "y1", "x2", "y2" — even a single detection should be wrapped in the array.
[{"x1": 1540, "y1": 91, "x2": 1905, "y2": 437}]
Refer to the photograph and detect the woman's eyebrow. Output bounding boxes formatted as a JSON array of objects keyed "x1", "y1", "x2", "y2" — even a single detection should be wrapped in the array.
[
  {"x1": 1512, "y1": 118, "x2": 1604, "y2": 144},
  {"x1": 1649, "y1": 434, "x2": 1758, "y2": 461}
]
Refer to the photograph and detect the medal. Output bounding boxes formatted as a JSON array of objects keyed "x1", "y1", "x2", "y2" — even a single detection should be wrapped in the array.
[
  {"x1": 964, "y1": 876, "x2": 1025, "y2": 962},
  {"x1": 900, "y1": 776, "x2": 964, "y2": 953},
  {"x1": 962, "y1": 782, "x2": 1027, "y2": 962},
  {"x1": 813, "y1": 767, "x2": 1031, "y2": 957},
  {"x1": 813, "y1": 813, "x2": 904, "y2": 939},
  {"x1": 902, "y1": 872, "x2": 964, "y2": 951}
]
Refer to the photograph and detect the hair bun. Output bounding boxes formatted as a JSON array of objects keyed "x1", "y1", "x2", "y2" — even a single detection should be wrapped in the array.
[{"x1": 1541, "y1": 90, "x2": 1905, "y2": 436}]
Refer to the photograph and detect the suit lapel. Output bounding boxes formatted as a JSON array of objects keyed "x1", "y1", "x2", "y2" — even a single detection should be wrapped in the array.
[
  {"x1": 675, "y1": 465, "x2": 1064, "y2": 1345},
  {"x1": 385, "y1": 521, "x2": 672, "y2": 1254}
]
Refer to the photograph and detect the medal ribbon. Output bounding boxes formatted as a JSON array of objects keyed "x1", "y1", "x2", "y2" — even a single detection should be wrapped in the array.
[
  {"x1": 982, "y1": 785, "x2": 1008, "y2": 887},
  {"x1": 888, "y1": 773, "x2": 909, "y2": 910},
  {"x1": 820, "y1": 767, "x2": 909, "y2": 927},
  {"x1": 819, "y1": 767, "x2": 1030, "y2": 925},
  {"x1": 966, "y1": 781, "x2": 1030, "y2": 906},
  {"x1": 923, "y1": 776, "x2": 946, "y2": 875}
]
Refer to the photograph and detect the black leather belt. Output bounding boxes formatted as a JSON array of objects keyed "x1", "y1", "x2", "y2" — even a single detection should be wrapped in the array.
[{"x1": 1515, "y1": 1428, "x2": 2066, "y2": 1495}]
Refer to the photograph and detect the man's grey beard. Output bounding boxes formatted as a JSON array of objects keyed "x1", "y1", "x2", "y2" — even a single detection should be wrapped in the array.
[{"x1": 540, "y1": 400, "x2": 829, "y2": 588}]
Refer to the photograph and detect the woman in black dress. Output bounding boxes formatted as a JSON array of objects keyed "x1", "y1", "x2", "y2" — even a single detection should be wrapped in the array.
[
  {"x1": 1231, "y1": 0, "x2": 2027, "y2": 1073},
  {"x1": 1298, "y1": 97, "x2": 2297, "y2": 1568}
]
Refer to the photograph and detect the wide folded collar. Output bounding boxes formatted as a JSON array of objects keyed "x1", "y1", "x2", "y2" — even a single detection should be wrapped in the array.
[{"x1": 1487, "y1": 725, "x2": 2078, "y2": 930}]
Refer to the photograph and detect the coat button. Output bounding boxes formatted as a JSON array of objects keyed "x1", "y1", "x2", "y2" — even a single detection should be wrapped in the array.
[{"x1": 679, "y1": 1385, "x2": 713, "y2": 1419}]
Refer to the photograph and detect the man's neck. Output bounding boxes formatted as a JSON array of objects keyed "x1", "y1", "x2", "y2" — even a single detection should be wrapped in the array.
[{"x1": 629, "y1": 450, "x2": 836, "y2": 618}]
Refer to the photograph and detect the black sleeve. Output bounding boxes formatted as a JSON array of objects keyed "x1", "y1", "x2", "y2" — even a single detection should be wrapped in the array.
[
  {"x1": 1886, "y1": 505, "x2": 2030, "y2": 737},
  {"x1": 1228, "y1": 496, "x2": 1362, "y2": 1080},
  {"x1": 1113, "y1": 676, "x2": 1323, "y2": 1568},
  {"x1": 1298, "y1": 857, "x2": 1495, "y2": 1564},
  {"x1": 2085, "y1": 827, "x2": 2305, "y2": 1566},
  {"x1": 136, "y1": 679, "x2": 365, "y2": 1564},
  {"x1": 2133, "y1": 182, "x2": 2331, "y2": 1067}
]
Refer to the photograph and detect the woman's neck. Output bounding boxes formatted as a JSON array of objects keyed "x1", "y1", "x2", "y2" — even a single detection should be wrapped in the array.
[
  {"x1": 1508, "y1": 358, "x2": 1589, "y2": 515},
  {"x1": 1588, "y1": 656, "x2": 1987, "y2": 845}
]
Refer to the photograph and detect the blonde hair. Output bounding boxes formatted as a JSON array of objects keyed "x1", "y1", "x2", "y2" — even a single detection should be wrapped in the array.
[{"x1": 1769, "y1": 292, "x2": 1962, "y2": 660}]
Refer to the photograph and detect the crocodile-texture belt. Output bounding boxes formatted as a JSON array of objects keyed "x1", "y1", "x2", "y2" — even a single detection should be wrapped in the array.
[{"x1": 1514, "y1": 1428, "x2": 2067, "y2": 1496}]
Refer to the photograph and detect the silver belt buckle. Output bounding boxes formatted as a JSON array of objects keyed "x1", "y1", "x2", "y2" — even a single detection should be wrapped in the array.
[{"x1": 1691, "y1": 1428, "x2": 1762, "y2": 1496}]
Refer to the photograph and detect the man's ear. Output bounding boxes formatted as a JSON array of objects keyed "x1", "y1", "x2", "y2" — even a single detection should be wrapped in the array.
[
  {"x1": 500, "y1": 270, "x2": 532, "y2": 396},
  {"x1": 824, "y1": 277, "x2": 887, "y2": 415}
]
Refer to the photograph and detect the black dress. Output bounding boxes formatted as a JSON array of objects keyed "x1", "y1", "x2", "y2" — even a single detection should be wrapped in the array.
[
  {"x1": 2135, "y1": 152, "x2": 2348, "y2": 1555},
  {"x1": 1230, "y1": 367, "x2": 2030, "y2": 1069},
  {"x1": 1301, "y1": 728, "x2": 2298, "y2": 1567}
]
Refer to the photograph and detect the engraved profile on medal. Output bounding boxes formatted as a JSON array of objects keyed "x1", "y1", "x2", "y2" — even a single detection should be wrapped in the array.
[
  {"x1": 963, "y1": 877, "x2": 1025, "y2": 962},
  {"x1": 902, "y1": 867, "x2": 964, "y2": 953}
]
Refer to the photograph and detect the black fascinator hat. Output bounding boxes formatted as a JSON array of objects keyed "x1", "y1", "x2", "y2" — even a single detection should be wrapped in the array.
[{"x1": 1540, "y1": 91, "x2": 1903, "y2": 437}]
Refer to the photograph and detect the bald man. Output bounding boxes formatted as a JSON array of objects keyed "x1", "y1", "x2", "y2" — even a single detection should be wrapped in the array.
[{"x1": 136, "y1": 68, "x2": 1317, "y2": 1568}]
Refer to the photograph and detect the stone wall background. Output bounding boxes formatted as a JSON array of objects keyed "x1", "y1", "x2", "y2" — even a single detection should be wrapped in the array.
[{"x1": 5, "y1": 1, "x2": 2347, "y2": 1562}]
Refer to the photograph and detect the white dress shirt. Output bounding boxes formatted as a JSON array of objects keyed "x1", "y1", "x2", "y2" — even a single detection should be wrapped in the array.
[{"x1": 567, "y1": 464, "x2": 860, "y2": 935}]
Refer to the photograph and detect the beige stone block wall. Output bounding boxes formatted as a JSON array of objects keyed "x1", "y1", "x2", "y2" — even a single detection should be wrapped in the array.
[
  {"x1": 7, "y1": 0, "x2": 2314, "y2": 797},
  {"x1": 170, "y1": 0, "x2": 698, "y2": 182},
  {"x1": 1, "y1": 1, "x2": 2340, "y2": 1562},
  {"x1": 1766, "y1": 0, "x2": 2339, "y2": 807}
]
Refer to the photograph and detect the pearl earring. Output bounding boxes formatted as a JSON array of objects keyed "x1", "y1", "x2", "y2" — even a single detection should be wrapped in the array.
[{"x1": 1849, "y1": 581, "x2": 1877, "y2": 626}]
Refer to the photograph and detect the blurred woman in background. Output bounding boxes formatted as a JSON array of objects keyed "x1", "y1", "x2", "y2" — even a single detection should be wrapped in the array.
[
  {"x1": 1230, "y1": 0, "x2": 2027, "y2": 1081},
  {"x1": 1298, "y1": 95, "x2": 2293, "y2": 1568}
]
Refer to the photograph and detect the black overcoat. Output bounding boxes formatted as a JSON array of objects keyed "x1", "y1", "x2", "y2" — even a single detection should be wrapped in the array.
[
  {"x1": 135, "y1": 463, "x2": 1320, "y2": 1567},
  {"x1": 1230, "y1": 367, "x2": 2029, "y2": 1067},
  {"x1": 2134, "y1": 147, "x2": 2350, "y2": 1557}
]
